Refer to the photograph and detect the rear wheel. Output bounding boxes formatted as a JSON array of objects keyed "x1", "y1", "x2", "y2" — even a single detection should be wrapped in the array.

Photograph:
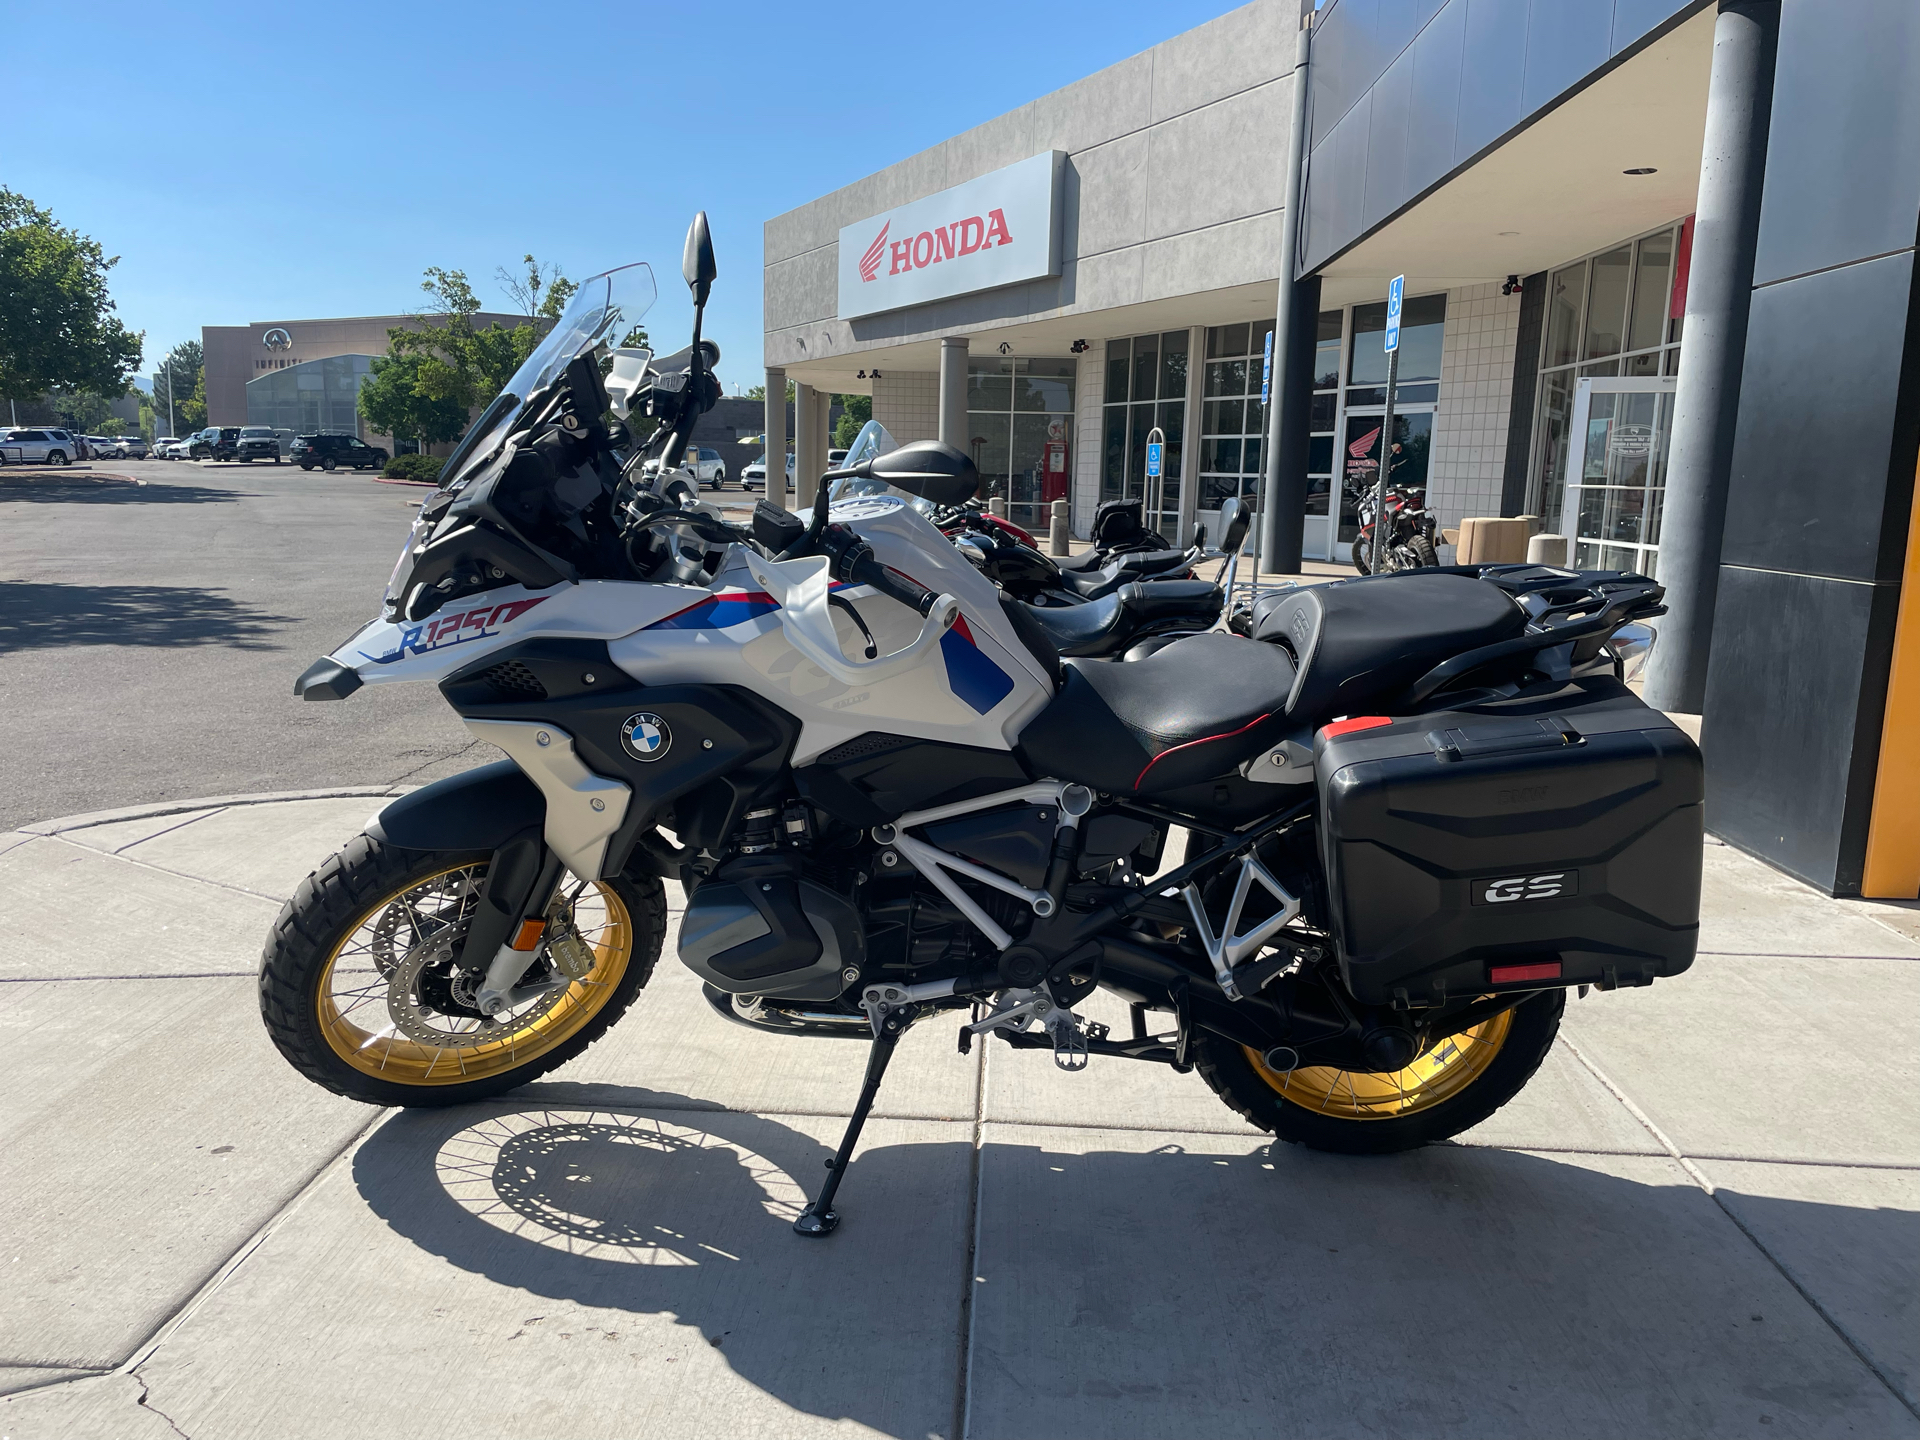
[
  {"x1": 46, "y1": 450, "x2": 66, "y2": 467},
  {"x1": 259, "y1": 835, "x2": 667, "y2": 1108},
  {"x1": 1409, "y1": 534, "x2": 1439, "y2": 567},
  {"x1": 1193, "y1": 990, "x2": 1564, "y2": 1154},
  {"x1": 321, "y1": 456, "x2": 337, "y2": 471}
]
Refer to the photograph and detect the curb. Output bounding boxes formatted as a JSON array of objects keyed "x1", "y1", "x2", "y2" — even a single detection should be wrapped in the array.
[
  {"x1": 373, "y1": 476, "x2": 438, "y2": 488},
  {"x1": 20, "y1": 786, "x2": 412, "y2": 839}
]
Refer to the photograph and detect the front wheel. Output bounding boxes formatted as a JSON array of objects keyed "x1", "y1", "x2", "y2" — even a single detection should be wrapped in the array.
[
  {"x1": 46, "y1": 450, "x2": 67, "y2": 467},
  {"x1": 1409, "y1": 534, "x2": 1438, "y2": 568},
  {"x1": 259, "y1": 835, "x2": 667, "y2": 1108},
  {"x1": 1193, "y1": 989, "x2": 1564, "y2": 1154},
  {"x1": 1349, "y1": 535, "x2": 1373, "y2": 574},
  {"x1": 321, "y1": 456, "x2": 336, "y2": 471}
]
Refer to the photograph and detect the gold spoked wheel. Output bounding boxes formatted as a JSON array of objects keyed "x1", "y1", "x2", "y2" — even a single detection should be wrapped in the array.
[
  {"x1": 316, "y1": 862, "x2": 634, "y2": 1086},
  {"x1": 1242, "y1": 1009, "x2": 1514, "y2": 1120}
]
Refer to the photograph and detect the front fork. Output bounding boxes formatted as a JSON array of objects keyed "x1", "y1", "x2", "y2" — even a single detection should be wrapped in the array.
[{"x1": 456, "y1": 827, "x2": 568, "y2": 1016}]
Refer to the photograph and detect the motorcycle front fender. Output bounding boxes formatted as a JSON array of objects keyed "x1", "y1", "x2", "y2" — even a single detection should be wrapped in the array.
[{"x1": 368, "y1": 760, "x2": 544, "y2": 851}]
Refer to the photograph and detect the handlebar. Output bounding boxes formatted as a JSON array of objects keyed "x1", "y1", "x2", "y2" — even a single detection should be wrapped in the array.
[{"x1": 849, "y1": 553, "x2": 940, "y2": 618}]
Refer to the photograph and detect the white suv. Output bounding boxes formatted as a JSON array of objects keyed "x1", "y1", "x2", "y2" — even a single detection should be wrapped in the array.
[
  {"x1": 0, "y1": 427, "x2": 83, "y2": 465},
  {"x1": 686, "y1": 446, "x2": 727, "y2": 489}
]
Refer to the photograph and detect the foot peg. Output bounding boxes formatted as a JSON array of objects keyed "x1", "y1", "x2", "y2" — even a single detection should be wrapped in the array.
[{"x1": 967, "y1": 988, "x2": 1091, "y2": 1071}]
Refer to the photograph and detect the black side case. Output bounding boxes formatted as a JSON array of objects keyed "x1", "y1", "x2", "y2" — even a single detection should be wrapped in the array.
[{"x1": 1315, "y1": 678, "x2": 1702, "y2": 1007}]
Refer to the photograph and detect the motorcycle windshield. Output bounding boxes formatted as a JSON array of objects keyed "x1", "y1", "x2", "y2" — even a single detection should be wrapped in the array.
[
  {"x1": 826, "y1": 420, "x2": 935, "y2": 514},
  {"x1": 438, "y1": 262, "x2": 657, "y2": 496}
]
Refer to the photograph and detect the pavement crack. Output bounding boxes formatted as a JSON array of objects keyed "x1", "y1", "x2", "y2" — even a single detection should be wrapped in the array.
[
  {"x1": 133, "y1": 1370, "x2": 192, "y2": 1438},
  {"x1": 388, "y1": 738, "x2": 480, "y2": 788}
]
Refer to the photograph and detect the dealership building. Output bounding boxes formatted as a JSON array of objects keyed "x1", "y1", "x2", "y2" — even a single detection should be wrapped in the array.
[
  {"x1": 762, "y1": 0, "x2": 1920, "y2": 901},
  {"x1": 202, "y1": 312, "x2": 526, "y2": 452}
]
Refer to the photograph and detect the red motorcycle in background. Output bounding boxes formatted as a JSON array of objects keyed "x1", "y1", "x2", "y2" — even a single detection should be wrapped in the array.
[{"x1": 1350, "y1": 478, "x2": 1439, "y2": 574}]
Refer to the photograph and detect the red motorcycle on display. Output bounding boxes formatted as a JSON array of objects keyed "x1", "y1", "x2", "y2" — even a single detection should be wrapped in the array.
[{"x1": 1350, "y1": 478, "x2": 1439, "y2": 575}]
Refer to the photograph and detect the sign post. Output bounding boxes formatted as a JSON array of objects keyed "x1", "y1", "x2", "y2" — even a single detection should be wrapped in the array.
[
  {"x1": 1371, "y1": 275, "x2": 1404, "y2": 576},
  {"x1": 1145, "y1": 428, "x2": 1165, "y2": 536}
]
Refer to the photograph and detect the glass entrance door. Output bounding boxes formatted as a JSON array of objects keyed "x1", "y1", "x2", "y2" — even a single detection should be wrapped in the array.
[
  {"x1": 1562, "y1": 377, "x2": 1676, "y2": 576},
  {"x1": 1339, "y1": 408, "x2": 1433, "y2": 554}
]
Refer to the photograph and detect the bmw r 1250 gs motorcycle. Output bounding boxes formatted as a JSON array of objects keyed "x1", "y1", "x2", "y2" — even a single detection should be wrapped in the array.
[{"x1": 264, "y1": 216, "x2": 1705, "y2": 1237}]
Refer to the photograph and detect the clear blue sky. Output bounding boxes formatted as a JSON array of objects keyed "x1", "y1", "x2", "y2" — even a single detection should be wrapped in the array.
[{"x1": 7, "y1": 0, "x2": 1242, "y2": 399}]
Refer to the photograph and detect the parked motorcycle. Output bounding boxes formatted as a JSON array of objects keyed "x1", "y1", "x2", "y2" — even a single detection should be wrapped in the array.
[
  {"x1": 1350, "y1": 479, "x2": 1439, "y2": 575},
  {"x1": 265, "y1": 216, "x2": 1704, "y2": 1241}
]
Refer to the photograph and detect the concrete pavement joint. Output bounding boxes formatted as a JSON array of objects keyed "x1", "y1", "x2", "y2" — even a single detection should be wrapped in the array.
[
  {"x1": 45, "y1": 832, "x2": 287, "y2": 905},
  {"x1": 0, "y1": 972, "x2": 254, "y2": 984},
  {"x1": 114, "y1": 1106, "x2": 391, "y2": 1379},
  {"x1": 107, "y1": 807, "x2": 229, "y2": 855},
  {"x1": 1562, "y1": 1034, "x2": 1920, "y2": 1420}
]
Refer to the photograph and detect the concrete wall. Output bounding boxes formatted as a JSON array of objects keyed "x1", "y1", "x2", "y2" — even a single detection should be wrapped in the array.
[
  {"x1": 1427, "y1": 282, "x2": 1522, "y2": 541},
  {"x1": 763, "y1": 0, "x2": 1298, "y2": 369},
  {"x1": 1299, "y1": 0, "x2": 1706, "y2": 273},
  {"x1": 873, "y1": 372, "x2": 939, "y2": 446}
]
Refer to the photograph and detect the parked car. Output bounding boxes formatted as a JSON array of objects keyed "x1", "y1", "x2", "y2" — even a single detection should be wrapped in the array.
[
  {"x1": 740, "y1": 452, "x2": 794, "y2": 493},
  {"x1": 235, "y1": 427, "x2": 282, "y2": 463},
  {"x1": 0, "y1": 427, "x2": 80, "y2": 465},
  {"x1": 117, "y1": 436, "x2": 148, "y2": 459},
  {"x1": 84, "y1": 435, "x2": 118, "y2": 458},
  {"x1": 828, "y1": 448, "x2": 849, "y2": 467},
  {"x1": 686, "y1": 446, "x2": 727, "y2": 489},
  {"x1": 156, "y1": 437, "x2": 193, "y2": 459},
  {"x1": 291, "y1": 433, "x2": 388, "y2": 471},
  {"x1": 190, "y1": 426, "x2": 241, "y2": 461}
]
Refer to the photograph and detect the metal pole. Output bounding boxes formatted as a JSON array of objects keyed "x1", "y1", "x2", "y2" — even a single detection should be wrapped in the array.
[
  {"x1": 1641, "y1": 0, "x2": 1779, "y2": 712},
  {"x1": 1258, "y1": 15, "x2": 1314, "y2": 575},
  {"x1": 1371, "y1": 347, "x2": 1398, "y2": 575}
]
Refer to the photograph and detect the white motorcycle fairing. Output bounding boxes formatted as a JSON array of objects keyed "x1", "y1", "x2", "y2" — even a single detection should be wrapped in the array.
[{"x1": 325, "y1": 494, "x2": 1053, "y2": 769}]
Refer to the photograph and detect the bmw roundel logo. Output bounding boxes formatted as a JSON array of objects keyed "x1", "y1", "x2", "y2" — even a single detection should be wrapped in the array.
[{"x1": 620, "y1": 712, "x2": 671, "y2": 762}]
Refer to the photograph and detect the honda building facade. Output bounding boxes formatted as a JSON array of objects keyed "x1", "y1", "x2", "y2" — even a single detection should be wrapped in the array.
[{"x1": 762, "y1": 0, "x2": 1920, "y2": 900}]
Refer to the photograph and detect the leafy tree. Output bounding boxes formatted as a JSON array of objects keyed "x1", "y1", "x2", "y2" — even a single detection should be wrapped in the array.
[
  {"x1": 357, "y1": 349, "x2": 471, "y2": 448},
  {"x1": 151, "y1": 339, "x2": 205, "y2": 433},
  {"x1": 832, "y1": 393, "x2": 872, "y2": 449},
  {"x1": 0, "y1": 188, "x2": 142, "y2": 402},
  {"x1": 745, "y1": 380, "x2": 796, "y2": 402},
  {"x1": 48, "y1": 390, "x2": 116, "y2": 433}
]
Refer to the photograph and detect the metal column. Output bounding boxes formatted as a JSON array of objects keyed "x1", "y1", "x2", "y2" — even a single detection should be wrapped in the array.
[
  {"x1": 1258, "y1": 15, "x2": 1315, "y2": 576},
  {"x1": 764, "y1": 366, "x2": 787, "y2": 510},
  {"x1": 1642, "y1": 0, "x2": 1780, "y2": 712},
  {"x1": 939, "y1": 337, "x2": 969, "y2": 450}
]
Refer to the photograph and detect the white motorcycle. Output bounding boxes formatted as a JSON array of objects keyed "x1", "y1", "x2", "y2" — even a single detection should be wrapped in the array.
[{"x1": 264, "y1": 215, "x2": 1703, "y2": 1237}]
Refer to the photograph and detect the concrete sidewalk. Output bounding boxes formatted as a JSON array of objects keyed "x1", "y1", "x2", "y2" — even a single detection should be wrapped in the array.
[{"x1": 0, "y1": 792, "x2": 1915, "y2": 1439}]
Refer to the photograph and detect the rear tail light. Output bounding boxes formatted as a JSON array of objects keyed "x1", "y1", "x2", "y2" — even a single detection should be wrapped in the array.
[{"x1": 1321, "y1": 716, "x2": 1394, "y2": 739}]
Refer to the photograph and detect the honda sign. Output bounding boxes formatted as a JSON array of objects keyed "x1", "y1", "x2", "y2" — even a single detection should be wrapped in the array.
[{"x1": 837, "y1": 152, "x2": 1065, "y2": 320}]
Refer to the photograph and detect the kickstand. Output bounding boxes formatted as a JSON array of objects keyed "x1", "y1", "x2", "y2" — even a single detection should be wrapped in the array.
[{"x1": 793, "y1": 1014, "x2": 905, "y2": 1237}]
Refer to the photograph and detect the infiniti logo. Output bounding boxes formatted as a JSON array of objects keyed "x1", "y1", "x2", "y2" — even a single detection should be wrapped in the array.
[{"x1": 262, "y1": 327, "x2": 293, "y2": 351}]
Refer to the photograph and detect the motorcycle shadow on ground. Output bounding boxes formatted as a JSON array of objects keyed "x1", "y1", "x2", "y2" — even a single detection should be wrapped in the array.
[{"x1": 350, "y1": 1083, "x2": 1916, "y2": 1437}]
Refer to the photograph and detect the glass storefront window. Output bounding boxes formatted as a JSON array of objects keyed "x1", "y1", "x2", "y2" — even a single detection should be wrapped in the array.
[
  {"x1": 1582, "y1": 245, "x2": 1633, "y2": 360},
  {"x1": 1102, "y1": 331, "x2": 1192, "y2": 535},
  {"x1": 1307, "y1": 309, "x2": 1343, "y2": 519},
  {"x1": 1197, "y1": 320, "x2": 1274, "y2": 539},
  {"x1": 1530, "y1": 221, "x2": 1689, "y2": 530},
  {"x1": 1350, "y1": 293, "x2": 1445, "y2": 385},
  {"x1": 246, "y1": 354, "x2": 374, "y2": 437},
  {"x1": 970, "y1": 357, "x2": 1074, "y2": 532}
]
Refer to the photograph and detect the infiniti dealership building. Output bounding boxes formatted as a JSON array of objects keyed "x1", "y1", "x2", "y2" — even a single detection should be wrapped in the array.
[{"x1": 762, "y1": 0, "x2": 1920, "y2": 900}]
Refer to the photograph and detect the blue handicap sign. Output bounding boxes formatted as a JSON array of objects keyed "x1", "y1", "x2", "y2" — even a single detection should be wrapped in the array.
[
  {"x1": 1146, "y1": 441, "x2": 1163, "y2": 478},
  {"x1": 1260, "y1": 329, "x2": 1273, "y2": 405},
  {"x1": 1384, "y1": 274, "x2": 1404, "y2": 353}
]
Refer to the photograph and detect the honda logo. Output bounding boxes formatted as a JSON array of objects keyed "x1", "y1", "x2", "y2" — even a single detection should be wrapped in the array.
[
  {"x1": 1472, "y1": 872, "x2": 1578, "y2": 905},
  {"x1": 838, "y1": 151, "x2": 1063, "y2": 319}
]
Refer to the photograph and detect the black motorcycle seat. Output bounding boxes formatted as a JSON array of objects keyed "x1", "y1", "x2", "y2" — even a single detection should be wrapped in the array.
[
  {"x1": 1253, "y1": 573, "x2": 1525, "y2": 722},
  {"x1": 1016, "y1": 633, "x2": 1296, "y2": 796},
  {"x1": 1059, "y1": 548, "x2": 1191, "y2": 597},
  {"x1": 1023, "y1": 580, "x2": 1221, "y2": 657}
]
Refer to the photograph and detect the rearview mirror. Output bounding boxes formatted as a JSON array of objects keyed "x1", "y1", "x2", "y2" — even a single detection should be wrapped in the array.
[
  {"x1": 864, "y1": 440, "x2": 979, "y2": 506},
  {"x1": 682, "y1": 212, "x2": 717, "y2": 306},
  {"x1": 1219, "y1": 496, "x2": 1250, "y2": 554}
]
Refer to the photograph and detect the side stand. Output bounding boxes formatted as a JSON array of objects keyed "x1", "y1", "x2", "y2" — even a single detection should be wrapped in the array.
[{"x1": 793, "y1": 1013, "x2": 905, "y2": 1237}]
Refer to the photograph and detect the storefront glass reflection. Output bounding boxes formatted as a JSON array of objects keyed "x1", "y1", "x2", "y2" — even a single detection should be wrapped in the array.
[
  {"x1": 969, "y1": 357, "x2": 1074, "y2": 532},
  {"x1": 246, "y1": 354, "x2": 374, "y2": 437}
]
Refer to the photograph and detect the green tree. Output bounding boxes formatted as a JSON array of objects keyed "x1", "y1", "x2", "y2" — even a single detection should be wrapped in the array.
[
  {"x1": 0, "y1": 188, "x2": 142, "y2": 402},
  {"x1": 151, "y1": 339, "x2": 204, "y2": 433},
  {"x1": 48, "y1": 390, "x2": 116, "y2": 433},
  {"x1": 745, "y1": 380, "x2": 796, "y2": 402},
  {"x1": 832, "y1": 393, "x2": 872, "y2": 448},
  {"x1": 357, "y1": 349, "x2": 471, "y2": 448}
]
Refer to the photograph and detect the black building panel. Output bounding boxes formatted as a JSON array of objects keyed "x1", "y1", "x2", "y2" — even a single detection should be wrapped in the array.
[
  {"x1": 1454, "y1": 0, "x2": 1530, "y2": 163},
  {"x1": 1521, "y1": 0, "x2": 1613, "y2": 116},
  {"x1": 1361, "y1": 46, "x2": 1416, "y2": 234},
  {"x1": 1721, "y1": 252, "x2": 1915, "y2": 585},
  {"x1": 1751, "y1": 0, "x2": 1920, "y2": 287},
  {"x1": 1700, "y1": 565, "x2": 1899, "y2": 894},
  {"x1": 1405, "y1": 0, "x2": 1467, "y2": 195}
]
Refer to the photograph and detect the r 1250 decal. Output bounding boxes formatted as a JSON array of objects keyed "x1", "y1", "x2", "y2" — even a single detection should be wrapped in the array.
[
  {"x1": 362, "y1": 597, "x2": 547, "y2": 664},
  {"x1": 1472, "y1": 871, "x2": 1579, "y2": 905}
]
